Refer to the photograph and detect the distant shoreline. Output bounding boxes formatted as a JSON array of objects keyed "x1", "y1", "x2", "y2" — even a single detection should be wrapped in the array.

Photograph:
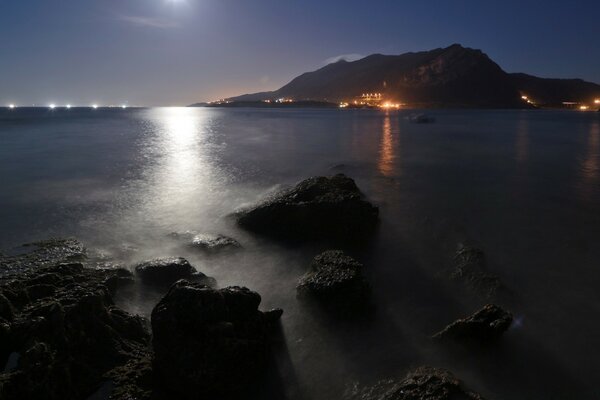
[{"x1": 188, "y1": 101, "x2": 600, "y2": 111}]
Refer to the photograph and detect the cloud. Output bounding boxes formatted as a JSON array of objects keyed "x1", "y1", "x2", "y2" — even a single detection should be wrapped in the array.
[
  {"x1": 324, "y1": 53, "x2": 364, "y2": 65},
  {"x1": 120, "y1": 16, "x2": 180, "y2": 29}
]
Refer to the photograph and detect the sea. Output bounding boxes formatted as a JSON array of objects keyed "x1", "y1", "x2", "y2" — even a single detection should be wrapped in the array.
[{"x1": 1, "y1": 107, "x2": 599, "y2": 399}]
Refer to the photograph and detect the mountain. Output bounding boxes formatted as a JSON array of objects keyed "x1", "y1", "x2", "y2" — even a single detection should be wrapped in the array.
[
  {"x1": 510, "y1": 73, "x2": 600, "y2": 105},
  {"x1": 224, "y1": 44, "x2": 600, "y2": 108}
]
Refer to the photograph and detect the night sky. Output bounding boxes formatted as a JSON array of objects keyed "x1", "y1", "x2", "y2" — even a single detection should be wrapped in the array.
[{"x1": 1, "y1": 0, "x2": 599, "y2": 106}]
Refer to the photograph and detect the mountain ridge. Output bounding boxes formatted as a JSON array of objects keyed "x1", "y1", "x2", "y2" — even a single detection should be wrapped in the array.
[{"x1": 217, "y1": 44, "x2": 600, "y2": 109}]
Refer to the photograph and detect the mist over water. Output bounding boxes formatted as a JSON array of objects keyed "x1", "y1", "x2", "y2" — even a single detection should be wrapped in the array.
[{"x1": 1, "y1": 107, "x2": 600, "y2": 399}]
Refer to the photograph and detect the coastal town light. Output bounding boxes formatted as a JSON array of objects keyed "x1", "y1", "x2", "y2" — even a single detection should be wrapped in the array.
[
  {"x1": 8, "y1": 104, "x2": 15, "y2": 109},
  {"x1": 92, "y1": 104, "x2": 98, "y2": 109},
  {"x1": 580, "y1": 105, "x2": 589, "y2": 110},
  {"x1": 49, "y1": 104, "x2": 56, "y2": 109},
  {"x1": 595, "y1": 99, "x2": 600, "y2": 104},
  {"x1": 66, "y1": 104, "x2": 72, "y2": 109}
]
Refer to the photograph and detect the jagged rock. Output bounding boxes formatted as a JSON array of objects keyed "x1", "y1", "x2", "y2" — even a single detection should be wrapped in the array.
[
  {"x1": 297, "y1": 251, "x2": 370, "y2": 310},
  {"x1": 134, "y1": 257, "x2": 214, "y2": 287},
  {"x1": 169, "y1": 231, "x2": 242, "y2": 254},
  {"x1": 450, "y1": 245, "x2": 505, "y2": 298},
  {"x1": 151, "y1": 281, "x2": 282, "y2": 399},
  {"x1": 433, "y1": 304, "x2": 513, "y2": 343},
  {"x1": 344, "y1": 366, "x2": 485, "y2": 400},
  {"x1": 0, "y1": 260, "x2": 149, "y2": 400},
  {"x1": 235, "y1": 174, "x2": 379, "y2": 241}
]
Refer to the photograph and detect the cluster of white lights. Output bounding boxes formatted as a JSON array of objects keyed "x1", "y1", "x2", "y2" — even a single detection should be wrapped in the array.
[{"x1": 6, "y1": 103, "x2": 130, "y2": 109}]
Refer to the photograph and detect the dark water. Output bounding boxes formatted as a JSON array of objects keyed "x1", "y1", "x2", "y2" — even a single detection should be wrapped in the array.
[{"x1": 1, "y1": 107, "x2": 600, "y2": 399}]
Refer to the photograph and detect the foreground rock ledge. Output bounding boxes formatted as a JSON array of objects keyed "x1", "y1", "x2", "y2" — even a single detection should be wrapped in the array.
[
  {"x1": 344, "y1": 366, "x2": 485, "y2": 400},
  {"x1": 235, "y1": 174, "x2": 379, "y2": 241},
  {"x1": 151, "y1": 280, "x2": 283, "y2": 399},
  {"x1": 0, "y1": 261, "x2": 149, "y2": 400},
  {"x1": 297, "y1": 250, "x2": 370, "y2": 311},
  {"x1": 433, "y1": 304, "x2": 513, "y2": 344}
]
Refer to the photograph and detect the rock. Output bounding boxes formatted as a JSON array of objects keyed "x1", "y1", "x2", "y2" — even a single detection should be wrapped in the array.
[
  {"x1": 450, "y1": 245, "x2": 505, "y2": 299},
  {"x1": 0, "y1": 238, "x2": 86, "y2": 276},
  {"x1": 0, "y1": 259, "x2": 150, "y2": 400},
  {"x1": 191, "y1": 234, "x2": 242, "y2": 253},
  {"x1": 103, "y1": 354, "x2": 155, "y2": 400},
  {"x1": 134, "y1": 257, "x2": 214, "y2": 287},
  {"x1": 344, "y1": 366, "x2": 485, "y2": 400},
  {"x1": 151, "y1": 281, "x2": 282, "y2": 399},
  {"x1": 169, "y1": 231, "x2": 242, "y2": 254},
  {"x1": 297, "y1": 251, "x2": 370, "y2": 310},
  {"x1": 235, "y1": 174, "x2": 379, "y2": 241},
  {"x1": 433, "y1": 304, "x2": 513, "y2": 343}
]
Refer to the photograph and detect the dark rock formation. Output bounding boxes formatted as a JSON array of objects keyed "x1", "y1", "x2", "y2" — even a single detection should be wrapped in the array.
[
  {"x1": 103, "y1": 355, "x2": 155, "y2": 400},
  {"x1": 236, "y1": 174, "x2": 378, "y2": 241},
  {"x1": 151, "y1": 281, "x2": 282, "y2": 399},
  {"x1": 0, "y1": 261, "x2": 149, "y2": 400},
  {"x1": 450, "y1": 245, "x2": 505, "y2": 299},
  {"x1": 345, "y1": 366, "x2": 485, "y2": 399},
  {"x1": 344, "y1": 366, "x2": 485, "y2": 400},
  {"x1": 134, "y1": 257, "x2": 215, "y2": 287},
  {"x1": 297, "y1": 250, "x2": 370, "y2": 310},
  {"x1": 169, "y1": 231, "x2": 242, "y2": 254},
  {"x1": 433, "y1": 304, "x2": 513, "y2": 344}
]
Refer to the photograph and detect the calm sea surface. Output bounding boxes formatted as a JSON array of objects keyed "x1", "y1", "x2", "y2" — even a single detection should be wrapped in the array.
[{"x1": 1, "y1": 107, "x2": 599, "y2": 399}]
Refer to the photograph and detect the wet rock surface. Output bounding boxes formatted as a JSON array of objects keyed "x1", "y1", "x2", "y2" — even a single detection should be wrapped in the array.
[
  {"x1": 297, "y1": 251, "x2": 370, "y2": 310},
  {"x1": 433, "y1": 304, "x2": 513, "y2": 344},
  {"x1": 450, "y1": 245, "x2": 505, "y2": 299},
  {"x1": 0, "y1": 254, "x2": 149, "y2": 400},
  {"x1": 169, "y1": 231, "x2": 242, "y2": 254},
  {"x1": 134, "y1": 257, "x2": 215, "y2": 287},
  {"x1": 344, "y1": 366, "x2": 485, "y2": 400},
  {"x1": 235, "y1": 174, "x2": 379, "y2": 241},
  {"x1": 151, "y1": 280, "x2": 283, "y2": 399},
  {"x1": 0, "y1": 238, "x2": 87, "y2": 276}
]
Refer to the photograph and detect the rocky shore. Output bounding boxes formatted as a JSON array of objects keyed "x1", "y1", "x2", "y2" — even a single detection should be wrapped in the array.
[{"x1": 0, "y1": 174, "x2": 515, "y2": 399}]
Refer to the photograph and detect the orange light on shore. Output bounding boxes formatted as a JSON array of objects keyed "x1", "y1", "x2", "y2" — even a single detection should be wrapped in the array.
[
  {"x1": 595, "y1": 99, "x2": 600, "y2": 104},
  {"x1": 521, "y1": 95, "x2": 528, "y2": 100},
  {"x1": 380, "y1": 102, "x2": 401, "y2": 109},
  {"x1": 580, "y1": 105, "x2": 589, "y2": 111}
]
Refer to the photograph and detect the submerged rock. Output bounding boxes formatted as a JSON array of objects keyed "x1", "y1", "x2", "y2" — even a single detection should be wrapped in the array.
[
  {"x1": 0, "y1": 261, "x2": 149, "y2": 400},
  {"x1": 169, "y1": 231, "x2": 242, "y2": 254},
  {"x1": 297, "y1": 250, "x2": 370, "y2": 310},
  {"x1": 134, "y1": 257, "x2": 214, "y2": 287},
  {"x1": 151, "y1": 280, "x2": 282, "y2": 399},
  {"x1": 236, "y1": 174, "x2": 379, "y2": 241},
  {"x1": 433, "y1": 304, "x2": 513, "y2": 344},
  {"x1": 450, "y1": 245, "x2": 505, "y2": 299},
  {"x1": 191, "y1": 233, "x2": 242, "y2": 253},
  {"x1": 344, "y1": 366, "x2": 485, "y2": 400}
]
